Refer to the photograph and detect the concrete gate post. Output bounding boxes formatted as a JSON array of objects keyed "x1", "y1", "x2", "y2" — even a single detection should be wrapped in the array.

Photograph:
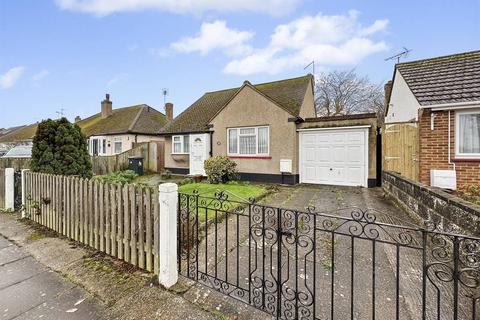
[
  {"x1": 4, "y1": 168, "x2": 14, "y2": 211},
  {"x1": 158, "y1": 183, "x2": 178, "y2": 288}
]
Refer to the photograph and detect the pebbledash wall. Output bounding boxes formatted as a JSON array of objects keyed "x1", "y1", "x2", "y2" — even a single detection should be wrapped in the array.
[
  {"x1": 382, "y1": 171, "x2": 480, "y2": 236},
  {"x1": 419, "y1": 108, "x2": 480, "y2": 188}
]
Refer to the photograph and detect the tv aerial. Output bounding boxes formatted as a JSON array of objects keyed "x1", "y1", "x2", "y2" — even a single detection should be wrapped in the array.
[
  {"x1": 56, "y1": 108, "x2": 66, "y2": 118},
  {"x1": 304, "y1": 60, "x2": 315, "y2": 75},
  {"x1": 385, "y1": 47, "x2": 412, "y2": 63},
  {"x1": 162, "y1": 88, "x2": 169, "y2": 104}
]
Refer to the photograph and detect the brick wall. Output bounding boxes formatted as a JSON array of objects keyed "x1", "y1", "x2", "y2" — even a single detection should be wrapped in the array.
[
  {"x1": 383, "y1": 171, "x2": 480, "y2": 236},
  {"x1": 419, "y1": 108, "x2": 480, "y2": 188}
]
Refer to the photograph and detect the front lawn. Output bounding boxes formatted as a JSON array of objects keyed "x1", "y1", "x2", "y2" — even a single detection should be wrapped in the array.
[{"x1": 178, "y1": 182, "x2": 267, "y2": 221}]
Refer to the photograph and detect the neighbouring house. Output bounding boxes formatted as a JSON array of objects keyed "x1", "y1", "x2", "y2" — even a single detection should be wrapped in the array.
[
  {"x1": 384, "y1": 50, "x2": 480, "y2": 189},
  {"x1": 0, "y1": 123, "x2": 39, "y2": 152},
  {"x1": 2, "y1": 145, "x2": 32, "y2": 158},
  {"x1": 77, "y1": 94, "x2": 169, "y2": 156},
  {"x1": 159, "y1": 75, "x2": 379, "y2": 187}
]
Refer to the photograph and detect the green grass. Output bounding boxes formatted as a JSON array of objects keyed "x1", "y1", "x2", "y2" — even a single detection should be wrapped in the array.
[{"x1": 178, "y1": 182, "x2": 266, "y2": 221}]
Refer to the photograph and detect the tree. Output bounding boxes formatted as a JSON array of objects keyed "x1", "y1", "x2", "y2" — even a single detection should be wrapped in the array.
[
  {"x1": 314, "y1": 69, "x2": 385, "y2": 123},
  {"x1": 30, "y1": 118, "x2": 92, "y2": 178}
]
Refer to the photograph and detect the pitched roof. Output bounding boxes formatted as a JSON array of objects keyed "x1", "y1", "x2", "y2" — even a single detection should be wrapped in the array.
[
  {"x1": 0, "y1": 123, "x2": 38, "y2": 143},
  {"x1": 396, "y1": 50, "x2": 480, "y2": 106},
  {"x1": 78, "y1": 104, "x2": 167, "y2": 136},
  {"x1": 161, "y1": 75, "x2": 313, "y2": 134}
]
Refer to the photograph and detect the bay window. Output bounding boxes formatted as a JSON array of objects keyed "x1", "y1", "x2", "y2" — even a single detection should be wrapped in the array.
[
  {"x1": 228, "y1": 126, "x2": 269, "y2": 156},
  {"x1": 172, "y1": 135, "x2": 190, "y2": 154},
  {"x1": 456, "y1": 109, "x2": 480, "y2": 158}
]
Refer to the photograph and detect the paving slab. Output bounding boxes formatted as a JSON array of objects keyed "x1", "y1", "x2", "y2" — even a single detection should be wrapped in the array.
[
  {"x1": 0, "y1": 256, "x2": 47, "y2": 290},
  {"x1": 0, "y1": 235, "x2": 105, "y2": 319},
  {"x1": 0, "y1": 245, "x2": 29, "y2": 266}
]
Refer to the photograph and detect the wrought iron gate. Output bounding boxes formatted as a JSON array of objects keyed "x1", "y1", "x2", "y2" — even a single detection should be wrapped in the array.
[
  {"x1": 178, "y1": 191, "x2": 480, "y2": 319},
  {"x1": 13, "y1": 170, "x2": 22, "y2": 211}
]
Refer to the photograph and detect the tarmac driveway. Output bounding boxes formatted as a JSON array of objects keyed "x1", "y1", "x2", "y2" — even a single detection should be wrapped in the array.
[{"x1": 181, "y1": 184, "x2": 429, "y2": 320}]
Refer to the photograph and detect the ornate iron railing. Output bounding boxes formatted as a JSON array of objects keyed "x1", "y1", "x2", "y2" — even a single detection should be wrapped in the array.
[{"x1": 178, "y1": 191, "x2": 480, "y2": 320}]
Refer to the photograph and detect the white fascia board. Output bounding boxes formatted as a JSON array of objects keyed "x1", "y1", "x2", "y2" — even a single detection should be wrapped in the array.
[
  {"x1": 423, "y1": 100, "x2": 480, "y2": 111},
  {"x1": 297, "y1": 125, "x2": 371, "y2": 132}
]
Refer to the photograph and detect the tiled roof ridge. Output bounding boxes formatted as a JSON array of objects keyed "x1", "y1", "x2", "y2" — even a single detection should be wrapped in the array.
[
  {"x1": 204, "y1": 74, "x2": 313, "y2": 95},
  {"x1": 397, "y1": 50, "x2": 480, "y2": 67}
]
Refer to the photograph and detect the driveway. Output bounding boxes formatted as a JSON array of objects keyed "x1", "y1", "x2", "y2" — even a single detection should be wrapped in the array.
[{"x1": 180, "y1": 184, "x2": 430, "y2": 320}]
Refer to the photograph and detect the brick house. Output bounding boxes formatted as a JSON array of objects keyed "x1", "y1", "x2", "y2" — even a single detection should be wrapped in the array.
[{"x1": 385, "y1": 50, "x2": 480, "y2": 189}]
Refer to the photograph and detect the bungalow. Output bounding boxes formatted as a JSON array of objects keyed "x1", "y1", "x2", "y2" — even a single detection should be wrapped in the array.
[
  {"x1": 0, "y1": 123, "x2": 39, "y2": 152},
  {"x1": 384, "y1": 50, "x2": 480, "y2": 189},
  {"x1": 77, "y1": 94, "x2": 169, "y2": 156},
  {"x1": 159, "y1": 75, "x2": 379, "y2": 187}
]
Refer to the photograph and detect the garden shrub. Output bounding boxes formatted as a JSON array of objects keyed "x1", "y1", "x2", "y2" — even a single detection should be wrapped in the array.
[
  {"x1": 178, "y1": 177, "x2": 194, "y2": 186},
  {"x1": 31, "y1": 118, "x2": 92, "y2": 178},
  {"x1": 204, "y1": 156, "x2": 238, "y2": 184},
  {"x1": 161, "y1": 169, "x2": 172, "y2": 180},
  {"x1": 457, "y1": 184, "x2": 480, "y2": 206},
  {"x1": 93, "y1": 170, "x2": 138, "y2": 184}
]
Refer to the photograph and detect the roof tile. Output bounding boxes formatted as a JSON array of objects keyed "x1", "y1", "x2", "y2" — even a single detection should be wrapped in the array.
[{"x1": 396, "y1": 50, "x2": 480, "y2": 106}]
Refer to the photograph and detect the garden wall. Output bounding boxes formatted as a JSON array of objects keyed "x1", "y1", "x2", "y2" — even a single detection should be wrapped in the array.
[
  {"x1": 382, "y1": 171, "x2": 480, "y2": 236},
  {"x1": 0, "y1": 157, "x2": 31, "y2": 170}
]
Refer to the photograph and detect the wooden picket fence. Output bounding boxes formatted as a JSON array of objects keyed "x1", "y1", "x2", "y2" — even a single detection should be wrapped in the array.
[{"x1": 24, "y1": 171, "x2": 159, "y2": 274}]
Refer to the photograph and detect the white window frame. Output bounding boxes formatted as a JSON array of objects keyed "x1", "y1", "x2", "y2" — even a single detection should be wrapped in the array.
[
  {"x1": 455, "y1": 108, "x2": 480, "y2": 158},
  {"x1": 172, "y1": 135, "x2": 190, "y2": 154},
  {"x1": 113, "y1": 137, "x2": 122, "y2": 154},
  {"x1": 227, "y1": 126, "x2": 269, "y2": 156},
  {"x1": 89, "y1": 137, "x2": 107, "y2": 156}
]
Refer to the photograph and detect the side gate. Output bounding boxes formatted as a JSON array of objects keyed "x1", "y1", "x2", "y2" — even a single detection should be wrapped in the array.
[{"x1": 178, "y1": 191, "x2": 480, "y2": 320}]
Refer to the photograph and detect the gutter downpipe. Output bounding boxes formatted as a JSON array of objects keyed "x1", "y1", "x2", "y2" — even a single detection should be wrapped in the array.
[{"x1": 448, "y1": 110, "x2": 456, "y2": 171}]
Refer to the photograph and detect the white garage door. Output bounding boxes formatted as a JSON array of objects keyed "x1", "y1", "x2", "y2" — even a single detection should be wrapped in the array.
[{"x1": 299, "y1": 127, "x2": 369, "y2": 187}]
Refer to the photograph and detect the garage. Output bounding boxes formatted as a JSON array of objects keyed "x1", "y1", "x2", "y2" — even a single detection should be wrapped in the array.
[{"x1": 299, "y1": 126, "x2": 370, "y2": 187}]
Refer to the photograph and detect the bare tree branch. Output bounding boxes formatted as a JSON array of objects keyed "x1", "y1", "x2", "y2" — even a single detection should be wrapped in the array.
[{"x1": 314, "y1": 69, "x2": 385, "y2": 123}]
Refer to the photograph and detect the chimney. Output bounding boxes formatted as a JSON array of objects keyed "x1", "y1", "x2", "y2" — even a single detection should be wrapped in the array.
[
  {"x1": 384, "y1": 80, "x2": 393, "y2": 109},
  {"x1": 165, "y1": 103, "x2": 173, "y2": 122},
  {"x1": 74, "y1": 116, "x2": 81, "y2": 123},
  {"x1": 101, "y1": 93, "x2": 112, "y2": 118}
]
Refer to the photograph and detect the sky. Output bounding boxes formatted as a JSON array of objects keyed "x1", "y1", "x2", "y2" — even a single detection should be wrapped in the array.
[{"x1": 0, "y1": 0, "x2": 479, "y2": 128}]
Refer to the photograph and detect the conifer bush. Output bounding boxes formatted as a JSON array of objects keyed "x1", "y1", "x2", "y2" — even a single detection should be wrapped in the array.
[{"x1": 30, "y1": 118, "x2": 92, "y2": 178}]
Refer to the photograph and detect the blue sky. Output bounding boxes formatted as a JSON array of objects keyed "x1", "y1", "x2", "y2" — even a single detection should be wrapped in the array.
[{"x1": 0, "y1": 0, "x2": 479, "y2": 128}]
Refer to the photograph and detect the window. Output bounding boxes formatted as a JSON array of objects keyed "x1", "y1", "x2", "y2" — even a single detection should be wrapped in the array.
[
  {"x1": 456, "y1": 110, "x2": 480, "y2": 158},
  {"x1": 113, "y1": 137, "x2": 122, "y2": 154},
  {"x1": 172, "y1": 135, "x2": 190, "y2": 154},
  {"x1": 227, "y1": 126, "x2": 269, "y2": 156}
]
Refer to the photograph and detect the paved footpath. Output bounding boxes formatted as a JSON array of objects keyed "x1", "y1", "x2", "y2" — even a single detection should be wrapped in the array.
[{"x1": 0, "y1": 234, "x2": 104, "y2": 320}]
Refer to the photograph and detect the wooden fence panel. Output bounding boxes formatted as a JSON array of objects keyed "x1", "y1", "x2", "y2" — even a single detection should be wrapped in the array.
[
  {"x1": 23, "y1": 171, "x2": 160, "y2": 275},
  {"x1": 382, "y1": 122, "x2": 420, "y2": 181}
]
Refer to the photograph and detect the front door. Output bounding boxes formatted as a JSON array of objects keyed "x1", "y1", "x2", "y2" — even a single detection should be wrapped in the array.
[{"x1": 189, "y1": 133, "x2": 210, "y2": 176}]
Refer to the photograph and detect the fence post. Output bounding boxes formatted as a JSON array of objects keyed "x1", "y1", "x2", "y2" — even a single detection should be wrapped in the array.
[
  {"x1": 4, "y1": 168, "x2": 14, "y2": 211},
  {"x1": 158, "y1": 182, "x2": 178, "y2": 288},
  {"x1": 21, "y1": 169, "x2": 29, "y2": 218}
]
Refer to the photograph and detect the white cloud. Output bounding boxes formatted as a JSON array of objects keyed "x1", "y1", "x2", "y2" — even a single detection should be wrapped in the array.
[
  {"x1": 0, "y1": 66, "x2": 26, "y2": 89},
  {"x1": 171, "y1": 21, "x2": 254, "y2": 56},
  {"x1": 55, "y1": 0, "x2": 299, "y2": 16},
  {"x1": 32, "y1": 69, "x2": 50, "y2": 82},
  {"x1": 222, "y1": 11, "x2": 389, "y2": 75},
  {"x1": 128, "y1": 44, "x2": 139, "y2": 52},
  {"x1": 106, "y1": 73, "x2": 129, "y2": 87}
]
